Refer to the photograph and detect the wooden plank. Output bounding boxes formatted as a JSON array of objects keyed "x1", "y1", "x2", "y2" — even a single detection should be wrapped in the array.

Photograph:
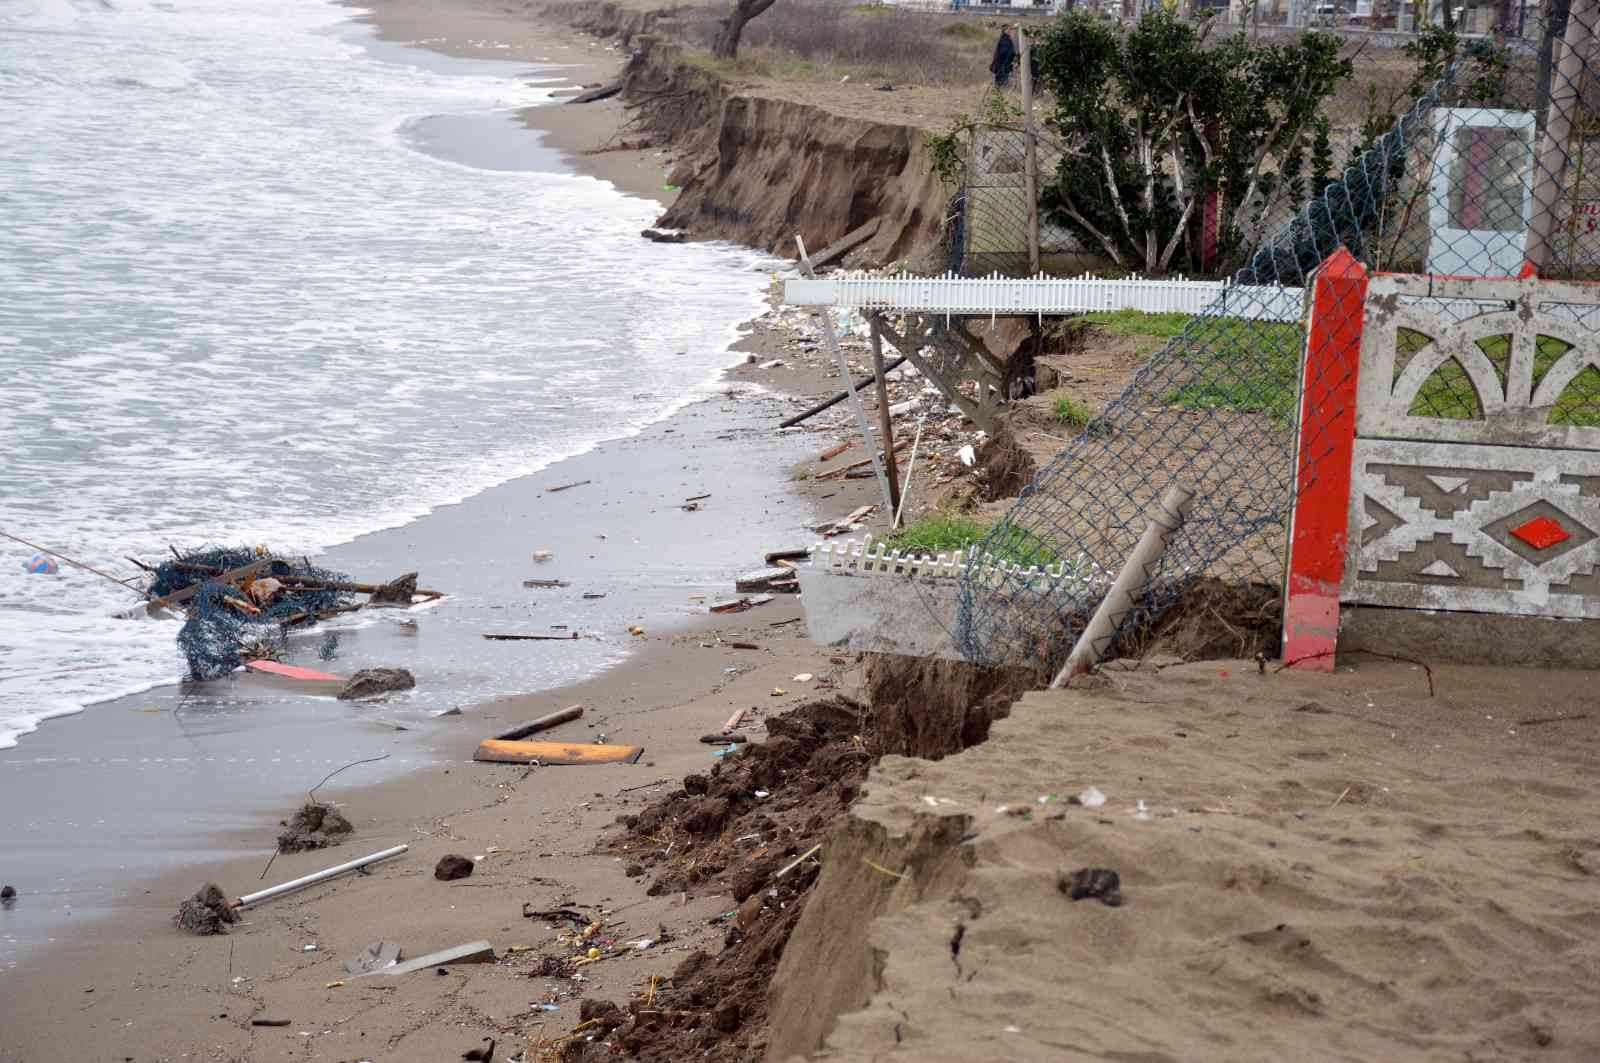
[
  {"x1": 1282, "y1": 248, "x2": 1368, "y2": 671},
  {"x1": 566, "y1": 81, "x2": 622, "y2": 105},
  {"x1": 124, "y1": 559, "x2": 270, "y2": 618},
  {"x1": 483, "y1": 632, "x2": 580, "y2": 641},
  {"x1": 357, "y1": 941, "x2": 495, "y2": 977},
  {"x1": 473, "y1": 739, "x2": 644, "y2": 765},
  {"x1": 494, "y1": 704, "x2": 584, "y2": 741},
  {"x1": 245, "y1": 660, "x2": 343, "y2": 682},
  {"x1": 809, "y1": 219, "x2": 880, "y2": 270},
  {"x1": 870, "y1": 317, "x2": 902, "y2": 513}
]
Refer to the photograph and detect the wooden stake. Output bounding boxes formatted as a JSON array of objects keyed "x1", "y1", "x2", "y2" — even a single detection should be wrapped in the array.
[{"x1": 869, "y1": 315, "x2": 902, "y2": 514}]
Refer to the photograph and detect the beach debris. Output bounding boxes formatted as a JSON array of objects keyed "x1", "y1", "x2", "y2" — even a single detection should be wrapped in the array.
[
  {"x1": 758, "y1": 358, "x2": 785, "y2": 370},
  {"x1": 627, "y1": 625, "x2": 645, "y2": 637},
  {"x1": 771, "y1": 687, "x2": 787, "y2": 697},
  {"x1": 301, "y1": 943, "x2": 320, "y2": 952},
  {"x1": 700, "y1": 734, "x2": 750, "y2": 744},
  {"x1": 23, "y1": 553, "x2": 58, "y2": 574},
  {"x1": 729, "y1": 641, "x2": 760, "y2": 650},
  {"x1": 367, "y1": 572, "x2": 418, "y2": 606},
  {"x1": 277, "y1": 802, "x2": 354, "y2": 854},
  {"x1": 345, "y1": 940, "x2": 403, "y2": 976},
  {"x1": 246, "y1": 659, "x2": 342, "y2": 682},
  {"x1": 338, "y1": 668, "x2": 416, "y2": 700},
  {"x1": 793, "y1": 672, "x2": 814, "y2": 682},
  {"x1": 357, "y1": 940, "x2": 495, "y2": 978},
  {"x1": 473, "y1": 739, "x2": 644, "y2": 765},
  {"x1": 814, "y1": 505, "x2": 876, "y2": 537},
  {"x1": 0, "y1": 885, "x2": 14, "y2": 908},
  {"x1": 462, "y1": 1037, "x2": 497, "y2": 1062},
  {"x1": 723, "y1": 707, "x2": 748, "y2": 733},
  {"x1": 175, "y1": 883, "x2": 240, "y2": 935},
  {"x1": 435, "y1": 854, "x2": 475, "y2": 881},
  {"x1": 546, "y1": 480, "x2": 591, "y2": 493},
  {"x1": 817, "y1": 441, "x2": 852, "y2": 462},
  {"x1": 532, "y1": 549, "x2": 553, "y2": 562},
  {"x1": 735, "y1": 567, "x2": 796, "y2": 593},
  {"x1": 251, "y1": 1019, "x2": 292, "y2": 1028},
  {"x1": 568, "y1": 78, "x2": 622, "y2": 103},
  {"x1": 642, "y1": 228, "x2": 686, "y2": 243},
  {"x1": 483, "y1": 632, "x2": 580, "y2": 642},
  {"x1": 523, "y1": 578, "x2": 570, "y2": 589},
  {"x1": 710, "y1": 597, "x2": 753, "y2": 614},
  {"x1": 234, "y1": 845, "x2": 409, "y2": 910},
  {"x1": 685, "y1": 493, "x2": 712, "y2": 503},
  {"x1": 1059, "y1": 868, "x2": 1122, "y2": 907},
  {"x1": 583, "y1": 592, "x2": 606, "y2": 599},
  {"x1": 495, "y1": 704, "x2": 584, "y2": 741},
  {"x1": 1073, "y1": 786, "x2": 1107, "y2": 809}
]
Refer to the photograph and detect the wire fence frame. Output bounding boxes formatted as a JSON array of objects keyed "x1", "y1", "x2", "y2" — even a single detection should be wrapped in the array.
[{"x1": 952, "y1": 8, "x2": 1600, "y2": 670}]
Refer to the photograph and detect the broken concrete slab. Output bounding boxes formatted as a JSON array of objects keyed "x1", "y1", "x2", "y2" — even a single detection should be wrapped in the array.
[{"x1": 356, "y1": 940, "x2": 495, "y2": 977}]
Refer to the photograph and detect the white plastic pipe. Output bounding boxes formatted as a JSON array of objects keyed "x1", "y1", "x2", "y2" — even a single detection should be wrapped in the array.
[
  {"x1": 1050, "y1": 482, "x2": 1195, "y2": 689},
  {"x1": 233, "y1": 844, "x2": 408, "y2": 909}
]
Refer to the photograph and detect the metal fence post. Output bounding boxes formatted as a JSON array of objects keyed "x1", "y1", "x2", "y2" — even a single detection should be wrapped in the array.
[{"x1": 1281, "y1": 247, "x2": 1370, "y2": 671}]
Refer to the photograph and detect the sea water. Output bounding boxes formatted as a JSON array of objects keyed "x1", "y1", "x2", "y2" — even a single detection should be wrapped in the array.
[{"x1": 0, "y1": 0, "x2": 774, "y2": 749}]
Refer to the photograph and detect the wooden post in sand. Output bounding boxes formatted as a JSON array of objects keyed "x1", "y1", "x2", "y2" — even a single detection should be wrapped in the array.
[{"x1": 868, "y1": 315, "x2": 901, "y2": 514}]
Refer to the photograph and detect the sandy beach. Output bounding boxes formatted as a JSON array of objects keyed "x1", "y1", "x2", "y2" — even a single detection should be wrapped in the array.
[{"x1": 0, "y1": 0, "x2": 887, "y2": 1054}]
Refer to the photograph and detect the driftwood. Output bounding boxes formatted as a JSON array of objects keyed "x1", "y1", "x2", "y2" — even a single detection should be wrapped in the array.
[
  {"x1": 566, "y1": 80, "x2": 622, "y2": 105},
  {"x1": 494, "y1": 705, "x2": 584, "y2": 741}
]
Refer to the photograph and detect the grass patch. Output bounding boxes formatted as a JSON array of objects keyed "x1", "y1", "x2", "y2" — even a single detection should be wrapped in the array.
[
  {"x1": 1081, "y1": 310, "x2": 1197, "y2": 339},
  {"x1": 881, "y1": 514, "x2": 1061, "y2": 569},
  {"x1": 1052, "y1": 394, "x2": 1096, "y2": 429},
  {"x1": 939, "y1": 20, "x2": 991, "y2": 40},
  {"x1": 1161, "y1": 317, "x2": 1304, "y2": 422}
]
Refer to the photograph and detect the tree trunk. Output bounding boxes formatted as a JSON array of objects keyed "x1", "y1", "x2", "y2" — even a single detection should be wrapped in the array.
[
  {"x1": 1538, "y1": 0, "x2": 1574, "y2": 117},
  {"x1": 712, "y1": 0, "x2": 779, "y2": 59}
]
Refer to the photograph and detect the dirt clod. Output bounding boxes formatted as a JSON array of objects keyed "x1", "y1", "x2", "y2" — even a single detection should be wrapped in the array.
[
  {"x1": 434, "y1": 854, "x2": 474, "y2": 881},
  {"x1": 338, "y1": 667, "x2": 416, "y2": 700},
  {"x1": 276, "y1": 802, "x2": 353, "y2": 853},
  {"x1": 174, "y1": 883, "x2": 238, "y2": 935}
]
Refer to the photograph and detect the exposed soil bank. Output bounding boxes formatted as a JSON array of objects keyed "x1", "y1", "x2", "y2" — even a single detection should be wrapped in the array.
[{"x1": 546, "y1": 1, "x2": 951, "y2": 266}]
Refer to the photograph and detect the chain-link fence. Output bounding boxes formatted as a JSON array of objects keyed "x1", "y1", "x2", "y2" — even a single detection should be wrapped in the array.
[{"x1": 954, "y1": 8, "x2": 1600, "y2": 669}]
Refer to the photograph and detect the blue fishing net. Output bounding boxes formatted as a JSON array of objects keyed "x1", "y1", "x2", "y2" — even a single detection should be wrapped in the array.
[{"x1": 153, "y1": 545, "x2": 354, "y2": 680}]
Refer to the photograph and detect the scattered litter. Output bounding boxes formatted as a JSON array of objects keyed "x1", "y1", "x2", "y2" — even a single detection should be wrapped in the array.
[
  {"x1": 699, "y1": 734, "x2": 749, "y2": 744},
  {"x1": 627, "y1": 625, "x2": 645, "y2": 637},
  {"x1": 1074, "y1": 786, "x2": 1107, "y2": 809},
  {"x1": 792, "y1": 673, "x2": 813, "y2": 682},
  {"x1": 711, "y1": 744, "x2": 739, "y2": 759},
  {"x1": 483, "y1": 632, "x2": 580, "y2": 641},
  {"x1": 357, "y1": 941, "x2": 495, "y2": 978},
  {"x1": 532, "y1": 1003, "x2": 561, "y2": 1012},
  {"x1": 729, "y1": 641, "x2": 759, "y2": 650},
  {"x1": 532, "y1": 549, "x2": 553, "y2": 562},
  {"x1": 770, "y1": 687, "x2": 787, "y2": 697},
  {"x1": 583, "y1": 592, "x2": 606, "y2": 599},
  {"x1": 252, "y1": 1019, "x2": 291, "y2": 1028},
  {"x1": 753, "y1": 790, "x2": 770, "y2": 799},
  {"x1": 735, "y1": 567, "x2": 796, "y2": 593},
  {"x1": 247, "y1": 660, "x2": 341, "y2": 682},
  {"x1": 685, "y1": 493, "x2": 712, "y2": 502},
  {"x1": 1133, "y1": 800, "x2": 1153, "y2": 823},
  {"x1": 1059, "y1": 868, "x2": 1122, "y2": 907},
  {"x1": 723, "y1": 708, "x2": 747, "y2": 732},
  {"x1": 817, "y1": 441, "x2": 851, "y2": 461},
  {"x1": 175, "y1": 883, "x2": 239, "y2": 936},
  {"x1": 630, "y1": 938, "x2": 657, "y2": 950},
  {"x1": 345, "y1": 941, "x2": 403, "y2": 976},
  {"x1": 235, "y1": 845, "x2": 409, "y2": 910},
  {"x1": 546, "y1": 480, "x2": 591, "y2": 493},
  {"x1": 523, "y1": 578, "x2": 570, "y2": 589},
  {"x1": 301, "y1": 943, "x2": 320, "y2": 953},
  {"x1": 24, "y1": 553, "x2": 58, "y2": 574},
  {"x1": 324, "y1": 980, "x2": 345, "y2": 988},
  {"x1": 764, "y1": 549, "x2": 809, "y2": 564},
  {"x1": 435, "y1": 854, "x2": 475, "y2": 881},
  {"x1": 958, "y1": 445, "x2": 976, "y2": 466}
]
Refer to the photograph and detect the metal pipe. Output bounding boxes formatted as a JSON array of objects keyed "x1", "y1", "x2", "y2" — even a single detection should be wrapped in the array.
[{"x1": 233, "y1": 844, "x2": 408, "y2": 909}]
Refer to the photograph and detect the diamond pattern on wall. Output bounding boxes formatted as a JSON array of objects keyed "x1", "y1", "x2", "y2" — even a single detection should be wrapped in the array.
[{"x1": 1510, "y1": 514, "x2": 1570, "y2": 550}]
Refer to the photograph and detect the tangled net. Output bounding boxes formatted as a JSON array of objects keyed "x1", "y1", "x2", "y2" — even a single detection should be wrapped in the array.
[{"x1": 153, "y1": 545, "x2": 354, "y2": 680}]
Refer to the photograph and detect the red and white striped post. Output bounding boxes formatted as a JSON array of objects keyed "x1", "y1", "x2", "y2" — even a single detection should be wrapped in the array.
[{"x1": 1281, "y1": 248, "x2": 1370, "y2": 671}]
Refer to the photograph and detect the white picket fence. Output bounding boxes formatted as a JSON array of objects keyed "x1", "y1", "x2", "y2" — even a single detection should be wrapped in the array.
[{"x1": 784, "y1": 271, "x2": 1307, "y2": 322}]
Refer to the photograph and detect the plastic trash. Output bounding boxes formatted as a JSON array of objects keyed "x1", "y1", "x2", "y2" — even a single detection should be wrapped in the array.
[
  {"x1": 24, "y1": 554, "x2": 58, "y2": 574},
  {"x1": 1076, "y1": 786, "x2": 1107, "y2": 809}
]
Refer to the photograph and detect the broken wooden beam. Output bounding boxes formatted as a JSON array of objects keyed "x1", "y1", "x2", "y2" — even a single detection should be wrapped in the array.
[
  {"x1": 494, "y1": 705, "x2": 584, "y2": 741},
  {"x1": 776, "y1": 356, "x2": 909, "y2": 429},
  {"x1": 483, "y1": 632, "x2": 580, "y2": 642},
  {"x1": 807, "y1": 218, "x2": 880, "y2": 270},
  {"x1": 522, "y1": 579, "x2": 571, "y2": 589},
  {"x1": 566, "y1": 81, "x2": 622, "y2": 105},
  {"x1": 124, "y1": 559, "x2": 270, "y2": 618},
  {"x1": 473, "y1": 740, "x2": 644, "y2": 765}
]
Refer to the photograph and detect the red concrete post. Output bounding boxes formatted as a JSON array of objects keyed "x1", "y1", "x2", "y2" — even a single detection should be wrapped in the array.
[{"x1": 1281, "y1": 248, "x2": 1369, "y2": 671}]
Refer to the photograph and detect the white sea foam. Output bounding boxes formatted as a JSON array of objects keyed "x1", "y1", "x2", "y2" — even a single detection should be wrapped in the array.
[{"x1": 0, "y1": 0, "x2": 776, "y2": 747}]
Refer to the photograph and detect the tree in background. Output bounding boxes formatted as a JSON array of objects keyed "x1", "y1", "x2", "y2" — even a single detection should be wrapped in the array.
[
  {"x1": 713, "y1": 0, "x2": 780, "y2": 59},
  {"x1": 1033, "y1": 11, "x2": 1351, "y2": 275}
]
